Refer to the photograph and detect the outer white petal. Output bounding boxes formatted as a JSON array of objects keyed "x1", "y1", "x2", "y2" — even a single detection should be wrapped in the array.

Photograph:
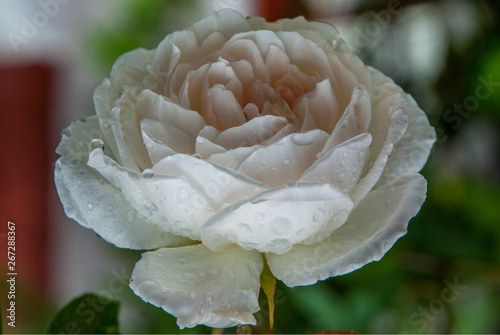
[
  {"x1": 130, "y1": 244, "x2": 263, "y2": 329},
  {"x1": 350, "y1": 109, "x2": 409, "y2": 206},
  {"x1": 88, "y1": 150, "x2": 214, "y2": 240},
  {"x1": 299, "y1": 133, "x2": 371, "y2": 194},
  {"x1": 152, "y1": 154, "x2": 268, "y2": 211},
  {"x1": 322, "y1": 85, "x2": 371, "y2": 153},
  {"x1": 202, "y1": 182, "x2": 353, "y2": 254},
  {"x1": 266, "y1": 174, "x2": 427, "y2": 287},
  {"x1": 54, "y1": 118, "x2": 189, "y2": 249},
  {"x1": 93, "y1": 49, "x2": 155, "y2": 166},
  {"x1": 238, "y1": 130, "x2": 329, "y2": 187}
]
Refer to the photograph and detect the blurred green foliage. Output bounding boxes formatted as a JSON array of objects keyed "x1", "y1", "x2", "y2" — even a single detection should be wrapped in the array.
[
  {"x1": 86, "y1": 0, "x2": 196, "y2": 76},
  {"x1": 47, "y1": 293, "x2": 120, "y2": 334}
]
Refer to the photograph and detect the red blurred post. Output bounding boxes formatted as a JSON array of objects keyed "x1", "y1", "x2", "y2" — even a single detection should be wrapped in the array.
[
  {"x1": 0, "y1": 63, "x2": 54, "y2": 294},
  {"x1": 256, "y1": 0, "x2": 308, "y2": 21}
]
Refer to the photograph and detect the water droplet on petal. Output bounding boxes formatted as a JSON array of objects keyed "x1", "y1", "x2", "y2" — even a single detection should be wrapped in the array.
[
  {"x1": 255, "y1": 212, "x2": 264, "y2": 220},
  {"x1": 271, "y1": 217, "x2": 292, "y2": 235},
  {"x1": 178, "y1": 187, "x2": 189, "y2": 201},
  {"x1": 89, "y1": 138, "x2": 105, "y2": 152},
  {"x1": 340, "y1": 160, "x2": 346, "y2": 167},
  {"x1": 312, "y1": 210, "x2": 324, "y2": 223},
  {"x1": 337, "y1": 173, "x2": 346, "y2": 183},
  {"x1": 142, "y1": 169, "x2": 154, "y2": 179},
  {"x1": 282, "y1": 159, "x2": 290, "y2": 166},
  {"x1": 239, "y1": 223, "x2": 253, "y2": 233},
  {"x1": 291, "y1": 133, "x2": 314, "y2": 146},
  {"x1": 61, "y1": 128, "x2": 71, "y2": 137},
  {"x1": 87, "y1": 203, "x2": 94, "y2": 211},
  {"x1": 77, "y1": 180, "x2": 82, "y2": 187},
  {"x1": 150, "y1": 203, "x2": 158, "y2": 211}
]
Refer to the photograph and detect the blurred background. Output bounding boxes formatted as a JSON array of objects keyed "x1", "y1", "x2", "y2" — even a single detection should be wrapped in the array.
[{"x1": 0, "y1": 0, "x2": 499, "y2": 333}]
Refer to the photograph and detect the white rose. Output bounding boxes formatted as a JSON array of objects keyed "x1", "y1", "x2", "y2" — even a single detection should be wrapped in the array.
[{"x1": 55, "y1": 9, "x2": 435, "y2": 329}]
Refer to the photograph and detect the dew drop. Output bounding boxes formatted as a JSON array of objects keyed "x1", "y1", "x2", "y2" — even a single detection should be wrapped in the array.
[
  {"x1": 87, "y1": 203, "x2": 94, "y2": 211},
  {"x1": 312, "y1": 210, "x2": 324, "y2": 223},
  {"x1": 291, "y1": 133, "x2": 314, "y2": 146},
  {"x1": 282, "y1": 159, "x2": 290, "y2": 166},
  {"x1": 343, "y1": 152, "x2": 348, "y2": 158},
  {"x1": 178, "y1": 187, "x2": 189, "y2": 201},
  {"x1": 89, "y1": 139, "x2": 105, "y2": 152},
  {"x1": 142, "y1": 169, "x2": 154, "y2": 179},
  {"x1": 316, "y1": 152, "x2": 324, "y2": 159},
  {"x1": 340, "y1": 160, "x2": 346, "y2": 167},
  {"x1": 239, "y1": 223, "x2": 253, "y2": 233},
  {"x1": 79, "y1": 116, "x2": 87, "y2": 123},
  {"x1": 143, "y1": 207, "x2": 153, "y2": 217},
  {"x1": 337, "y1": 173, "x2": 347, "y2": 183},
  {"x1": 270, "y1": 217, "x2": 292, "y2": 235},
  {"x1": 150, "y1": 203, "x2": 158, "y2": 212},
  {"x1": 77, "y1": 180, "x2": 82, "y2": 187},
  {"x1": 61, "y1": 128, "x2": 71, "y2": 137},
  {"x1": 255, "y1": 212, "x2": 264, "y2": 221},
  {"x1": 69, "y1": 158, "x2": 78, "y2": 166}
]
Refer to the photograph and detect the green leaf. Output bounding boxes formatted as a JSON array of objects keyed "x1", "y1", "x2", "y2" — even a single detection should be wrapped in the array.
[
  {"x1": 47, "y1": 293, "x2": 120, "y2": 334},
  {"x1": 260, "y1": 258, "x2": 276, "y2": 331}
]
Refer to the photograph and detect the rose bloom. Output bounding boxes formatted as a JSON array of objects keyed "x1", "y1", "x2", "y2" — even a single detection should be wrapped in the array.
[{"x1": 55, "y1": 10, "x2": 435, "y2": 329}]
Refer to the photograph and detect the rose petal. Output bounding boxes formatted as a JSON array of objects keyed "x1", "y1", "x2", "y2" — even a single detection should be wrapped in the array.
[
  {"x1": 140, "y1": 117, "x2": 195, "y2": 155},
  {"x1": 238, "y1": 130, "x2": 329, "y2": 187},
  {"x1": 136, "y1": 89, "x2": 206, "y2": 139},
  {"x1": 299, "y1": 133, "x2": 372, "y2": 194},
  {"x1": 152, "y1": 154, "x2": 268, "y2": 211},
  {"x1": 130, "y1": 244, "x2": 263, "y2": 329},
  {"x1": 276, "y1": 31, "x2": 331, "y2": 78},
  {"x1": 213, "y1": 115, "x2": 288, "y2": 149},
  {"x1": 248, "y1": 14, "x2": 349, "y2": 53},
  {"x1": 195, "y1": 136, "x2": 227, "y2": 159},
  {"x1": 141, "y1": 131, "x2": 176, "y2": 165},
  {"x1": 88, "y1": 149, "x2": 214, "y2": 240},
  {"x1": 221, "y1": 39, "x2": 270, "y2": 84},
  {"x1": 201, "y1": 182, "x2": 353, "y2": 254},
  {"x1": 54, "y1": 118, "x2": 189, "y2": 249},
  {"x1": 266, "y1": 174, "x2": 427, "y2": 287},
  {"x1": 207, "y1": 146, "x2": 262, "y2": 171},
  {"x1": 322, "y1": 85, "x2": 371, "y2": 153},
  {"x1": 350, "y1": 109, "x2": 409, "y2": 206},
  {"x1": 294, "y1": 79, "x2": 338, "y2": 133}
]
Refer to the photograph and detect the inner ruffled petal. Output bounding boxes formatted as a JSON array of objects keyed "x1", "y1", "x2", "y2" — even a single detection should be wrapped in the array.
[{"x1": 238, "y1": 129, "x2": 329, "y2": 187}]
